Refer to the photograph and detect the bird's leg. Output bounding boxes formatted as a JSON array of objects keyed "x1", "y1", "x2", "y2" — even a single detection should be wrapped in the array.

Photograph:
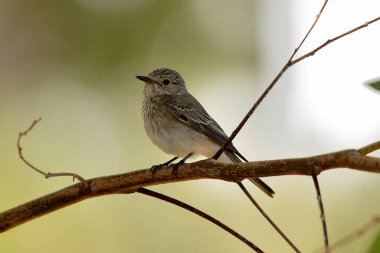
[
  {"x1": 170, "y1": 153, "x2": 193, "y2": 176},
  {"x1": 151, "y1": 156, "x2": 179, "y2": 175}
]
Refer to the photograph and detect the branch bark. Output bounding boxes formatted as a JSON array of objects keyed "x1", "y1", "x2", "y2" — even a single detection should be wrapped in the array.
[{"x1": 1, "y1": 143, "x2": 379, "y2": 233}]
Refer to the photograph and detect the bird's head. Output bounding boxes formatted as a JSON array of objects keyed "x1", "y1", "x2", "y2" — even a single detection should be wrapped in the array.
[{"x1": 137, "y1": 68, "x2": 187, "y2": 96}]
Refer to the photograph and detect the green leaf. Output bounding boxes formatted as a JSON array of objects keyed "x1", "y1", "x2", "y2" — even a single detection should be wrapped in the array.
[{"x1": 365, "y1": 78, "x2": 380, "y2": 92}]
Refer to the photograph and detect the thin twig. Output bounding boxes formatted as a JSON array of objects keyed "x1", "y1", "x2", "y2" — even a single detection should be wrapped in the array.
[
  {"x1": 291, "y1": 16, "x2": 380, "y2": 65},
  {"x1": 17, "y1": 118, "x2": 89, "y2": 189},
  {"x1": 289, "y1": 0, "x2": 328, "y2": 60},
  {"x1": 313, "y1": 216, "x2": 380, "y2": 253},
  {"x1": 137, "y1": 188, "x2": 265, "y2": 253},
  {"x1": 312, "y1": 174, "x2": 329, "y2": 249},
  {"x1": 237, "y1": 182, "x2": 301, "y2": 253},
  {"x1": 212, "y1": 0, "x2": 330, "y2": 160}
]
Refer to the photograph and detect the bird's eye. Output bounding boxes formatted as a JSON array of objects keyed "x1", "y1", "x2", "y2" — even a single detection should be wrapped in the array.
[{"x1": 163, "y1": 79, "x2": 170, "y2": 85}]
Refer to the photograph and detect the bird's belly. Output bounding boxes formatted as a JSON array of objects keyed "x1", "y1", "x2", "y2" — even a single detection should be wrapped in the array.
[
  {"x1": 145, "y1": 116, "x2": 213, "y2": 156},
  {"x1": 142, "y1": 99, "x2": 231, "y2": 162}
]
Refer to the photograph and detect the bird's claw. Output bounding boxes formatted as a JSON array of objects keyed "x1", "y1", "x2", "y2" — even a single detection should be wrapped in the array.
[
  {"x1": 150, "y1": 156, "x2": 179, "y2": 179},
  {"x1": 150, "y1": 164, "x2": 162, "y2": 175},
  {"x1": 170, "y1": 162, "x2": 183, "y2": 177}
]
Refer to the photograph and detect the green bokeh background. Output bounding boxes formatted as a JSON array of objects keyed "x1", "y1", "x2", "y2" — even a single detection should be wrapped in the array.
[{"x1": 0, "y1": 1, "x2": 379, "y2": 252}]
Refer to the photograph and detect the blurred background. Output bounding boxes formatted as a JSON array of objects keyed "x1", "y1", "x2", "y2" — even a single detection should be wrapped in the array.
[{"x1": 1, "y1": 0, "x2": 380, "y2": 252}]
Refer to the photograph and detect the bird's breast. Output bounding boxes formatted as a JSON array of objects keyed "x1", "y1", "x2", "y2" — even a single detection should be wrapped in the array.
[{"x1": 142, "y1": 97, "x2": 174, "y2": 152}]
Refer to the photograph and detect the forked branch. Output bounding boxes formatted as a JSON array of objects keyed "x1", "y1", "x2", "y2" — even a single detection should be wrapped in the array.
[{"x1": 17, "y1": 118, "x2": 89, "y2": 189}]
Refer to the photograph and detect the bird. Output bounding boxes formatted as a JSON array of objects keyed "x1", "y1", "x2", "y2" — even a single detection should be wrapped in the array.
[{"x1": 136, "y1": 68, "x2": 274, "y2": 197}]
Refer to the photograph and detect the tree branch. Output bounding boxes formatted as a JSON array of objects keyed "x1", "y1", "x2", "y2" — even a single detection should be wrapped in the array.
[
  {"x1": 137, "y1": 188, "x2": 264, "y2": 253},
  {"x1": 17, "y1": 118, "x2": 89, "y2": 188},
  {"x1": 1, "y1": 143, "x2": 379, "y2": 233}
]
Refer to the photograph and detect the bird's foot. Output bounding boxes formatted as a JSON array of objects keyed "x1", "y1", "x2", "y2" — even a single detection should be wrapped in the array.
[
  {"x1": 169, "y1": 161, "x2": 184, "y2": 177},
  {"x1": 150, "y1": 156, "x2": 178, "y2": 176},
  {"x1": 169, "y1": 153, "x2": 193, "y2": 177}
]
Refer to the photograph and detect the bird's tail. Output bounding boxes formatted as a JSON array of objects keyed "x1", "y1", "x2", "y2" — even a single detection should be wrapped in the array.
[
  {"x1": 248, "y1": 178, "x2": 275, "y2": 198},
  {"x1": 225, "y1": 150, "x2": 275, "y2": 198}
]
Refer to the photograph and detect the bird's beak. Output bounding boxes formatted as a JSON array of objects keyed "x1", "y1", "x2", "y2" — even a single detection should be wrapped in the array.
[{"x1": 136, "y1": 75, "x2": 153, "y2": 84}]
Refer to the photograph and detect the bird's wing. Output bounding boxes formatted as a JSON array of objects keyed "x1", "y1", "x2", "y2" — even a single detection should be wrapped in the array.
[
  {"x1": 160, "y1": 94, "x2": 247, "y2": 161},
  {"x1": 159, "y1": 94, "x2": 275, "y2": 197}
]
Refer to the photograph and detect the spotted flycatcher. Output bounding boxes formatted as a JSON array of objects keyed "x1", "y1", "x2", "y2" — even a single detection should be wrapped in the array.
[{"x1": 137, "y1": 68, "x2": 274, "y2": 197}]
